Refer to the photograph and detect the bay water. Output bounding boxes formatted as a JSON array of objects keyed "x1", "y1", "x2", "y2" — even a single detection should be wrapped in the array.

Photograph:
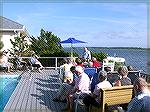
[{"x1": 65, "y1": 47, "x2": 150, "y2": 74}]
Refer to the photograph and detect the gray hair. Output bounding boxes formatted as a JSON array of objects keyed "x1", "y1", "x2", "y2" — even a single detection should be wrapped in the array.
[{"x1": 99, "y1": 71, "x2": 107, "y2": 80}]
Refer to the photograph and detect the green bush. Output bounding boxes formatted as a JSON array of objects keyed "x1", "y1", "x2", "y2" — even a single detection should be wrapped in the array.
[{"x1": 92, "y1": 52, "x2": 108, "y2": 62}]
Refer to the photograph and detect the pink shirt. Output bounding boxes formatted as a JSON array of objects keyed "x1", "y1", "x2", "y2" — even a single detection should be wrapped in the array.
[{"x1": 75, "y1": 72, "x2": 90, "y2": 92}]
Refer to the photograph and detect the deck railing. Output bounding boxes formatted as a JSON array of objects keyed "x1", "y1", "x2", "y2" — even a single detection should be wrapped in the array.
[
  {"x1": 12, "y1": 57, "x2": 77, "y2": 70},
  {"x1": 8, "y1": 56, "x2": 150, "y2": 83}
]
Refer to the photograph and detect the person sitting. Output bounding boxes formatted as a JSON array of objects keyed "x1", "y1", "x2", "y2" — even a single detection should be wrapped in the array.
[
  {"x1": 113, "y1": 66, "x2": 132, "y2": 111},
  {"x1": 0, "y1": 51, "x2": 13, "y2": 73},
  {"x1": 60, "y1": 58, "x2": 74, "y2": 82},
  {"x1": 83, "y1": 71, "x2": 112, "y2": 111},
  {"x1": 75, "y1": 58, "x2": 83, "y2": 67},
  {"x1": 30, "y1": 53, "x2": 43, "y2": 72},
  {"x1": 62, "y1": 66, "x2": 90, "y2": 111},
  {"x1": 114, "y1": 66, "x2": 132, "y2": 86},
  {"x1": 92, "y1": 57, "x2": 102, "y2": 68},
  {"x1": 53, "y1": 71, "x2": 74, "y2": 103},
  {"x1": 127, "y1": 77, "x2": 150, "y2": 112}
]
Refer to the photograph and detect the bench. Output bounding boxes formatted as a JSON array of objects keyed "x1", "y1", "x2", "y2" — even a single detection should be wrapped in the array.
[{"x1": 90, "y1": 84, "x2": 150, "y2": 112}]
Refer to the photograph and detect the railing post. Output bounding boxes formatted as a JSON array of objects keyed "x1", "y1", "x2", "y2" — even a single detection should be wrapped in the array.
[{"x1": 55, "y1": 57, "x2": 57, "y2": 70}]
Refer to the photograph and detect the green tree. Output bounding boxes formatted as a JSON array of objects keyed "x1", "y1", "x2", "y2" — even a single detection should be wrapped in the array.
[
  {"x1": 30, "y1": 29, "x2": 64, "y2": 56},
  {"x1": 10, "y1": 32, "x2": 30, "y2": 56}
]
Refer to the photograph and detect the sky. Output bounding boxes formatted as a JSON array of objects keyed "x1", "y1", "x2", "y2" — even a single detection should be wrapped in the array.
[{"x1": 2, "y1": 2, "x2": 148, "y2": 48}]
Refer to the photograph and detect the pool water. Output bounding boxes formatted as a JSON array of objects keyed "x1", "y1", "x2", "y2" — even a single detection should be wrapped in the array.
[{"x1": 0, "y1": 75, "x2": 19, "y2": 111}]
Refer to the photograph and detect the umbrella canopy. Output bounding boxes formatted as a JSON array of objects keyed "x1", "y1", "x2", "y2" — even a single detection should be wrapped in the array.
[{"x1": 60, "y1": 37, "x2": 86, "y2": 57}]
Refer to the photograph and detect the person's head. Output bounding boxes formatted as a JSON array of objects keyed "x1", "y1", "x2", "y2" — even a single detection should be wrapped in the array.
[
  {"x1": 133, "y1": 77, "x2": 148, "y2": 95},
  {"x1": 65, "y1": 71, "x2": 73, "y2": 84},
  {"x1": 84, "y1": 47, "x2": 88, "y2": 52},
  {"x1": 127, "y1": 65, "x2": 134, "y2": 71},
  {"x1": 118, "y1": 66, "x2": 128, "y2": 77},
  {"x1": 88, "y1": 61, "x2": 93, "y2": 67},
  {"x1": 75, "y1": 66, "x2": 84, "y2": 76},
  {"x1": 92, "y1": 57, "x2": 97, "y2": 61},
  {"x1": 63, "y1": 58, "x2": 68, "y2": 64},
  {"x1": 70, "y1": 66, "x2": 76, "y2": 74},
  {"x1": 75, "y1": 58, "x2": 82, "y2": 65},
  {"x1": 67, "y1": 58, "x2": 72, "y2": 64},
  {"x1": 0, "y1": 52, "x2": 3, "y2": 57},
  {"x1": 98, "y1": 71, "x2": 107, "y2": 82}
]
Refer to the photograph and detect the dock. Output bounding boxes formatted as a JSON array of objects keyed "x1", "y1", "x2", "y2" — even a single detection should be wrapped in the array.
[{"x1": 4, "y1": 69, "x2": 68, "y2": 112}]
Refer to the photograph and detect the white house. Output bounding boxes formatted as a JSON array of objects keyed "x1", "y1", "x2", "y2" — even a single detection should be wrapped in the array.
[{"x1": 0, "y1": 16, "x2": 30, "y2": 52}]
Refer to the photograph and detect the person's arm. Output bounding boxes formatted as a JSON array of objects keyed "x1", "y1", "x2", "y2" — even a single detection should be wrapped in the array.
[{"x1": 70, "y1": 87, "x2": 78, "y2": 95}]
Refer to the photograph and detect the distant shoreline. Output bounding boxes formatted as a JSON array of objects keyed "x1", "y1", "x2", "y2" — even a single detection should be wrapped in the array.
[{"x1": 64, "y1": 47, "x2": 150, "y2": 50}]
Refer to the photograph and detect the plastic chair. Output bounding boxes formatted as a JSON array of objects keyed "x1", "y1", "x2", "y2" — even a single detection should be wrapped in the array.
[{"x1": 128, "y1": 71, "x2": 141, "y2": 84}]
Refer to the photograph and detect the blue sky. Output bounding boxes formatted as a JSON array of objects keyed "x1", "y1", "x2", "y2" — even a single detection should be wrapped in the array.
[{"x1": 2, "y1": 3, "x2": 148, "y2": 47}]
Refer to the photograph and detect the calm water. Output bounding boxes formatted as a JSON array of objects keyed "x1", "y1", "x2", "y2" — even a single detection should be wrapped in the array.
[
  {"x1": 0, "y1": 75, "x2": 19, "y2": 111},
  {"x1": 65, "y1": 47, "x2": 150, "y2": 73}
]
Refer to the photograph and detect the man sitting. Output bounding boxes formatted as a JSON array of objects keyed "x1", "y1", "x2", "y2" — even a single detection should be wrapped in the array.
[
  {"x1": 83, "y1": 71, "x2": 112, "y2": 111},
  {"x1": 62, "y1": 66, "x2": 90, "y2": 111},
  {"x1": 127, "y1": 77, "x2": 150, "y2": 112}
]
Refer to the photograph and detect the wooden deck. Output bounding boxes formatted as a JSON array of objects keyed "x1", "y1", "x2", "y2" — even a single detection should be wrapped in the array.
[{"x1": 3, "y1": 69, "x2": 68, "y2": 112}]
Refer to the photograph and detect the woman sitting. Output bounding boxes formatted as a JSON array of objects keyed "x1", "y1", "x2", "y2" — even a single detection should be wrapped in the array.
[{"x1": 30, "y1": 54, "x2": 43, "y2": 72}]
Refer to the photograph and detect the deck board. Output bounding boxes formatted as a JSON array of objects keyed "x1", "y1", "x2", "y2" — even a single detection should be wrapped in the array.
[{"x1": 4, "y1": 69, "x2": 67, "y2": 112}]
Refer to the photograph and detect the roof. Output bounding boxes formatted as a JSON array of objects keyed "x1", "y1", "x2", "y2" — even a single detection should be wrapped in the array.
[{"x1": 0, "y1": 16, "x2": 24, "y2": 30}]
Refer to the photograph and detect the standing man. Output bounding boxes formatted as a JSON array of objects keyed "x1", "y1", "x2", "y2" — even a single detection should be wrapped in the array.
[{"x1": 82, "y1": 47, "x2": 91, "y2": 61}]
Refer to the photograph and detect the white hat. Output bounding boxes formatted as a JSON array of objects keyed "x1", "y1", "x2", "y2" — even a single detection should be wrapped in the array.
[{"x1": 75, "y1": 66, "x2": 84, "y2": 73}]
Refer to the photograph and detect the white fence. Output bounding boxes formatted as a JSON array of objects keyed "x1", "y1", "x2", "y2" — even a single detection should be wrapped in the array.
[{"x1": 20, "y1": 57, "x2": 77, "y2": 70}]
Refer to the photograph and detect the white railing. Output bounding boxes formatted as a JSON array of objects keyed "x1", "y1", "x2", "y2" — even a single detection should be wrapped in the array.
[{"x1": 20, "y1": 57, "x2": 77, "y2": 70}]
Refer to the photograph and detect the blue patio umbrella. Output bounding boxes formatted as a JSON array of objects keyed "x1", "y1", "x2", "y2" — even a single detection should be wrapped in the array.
[{"x1": 60, "y1": 37, "x2": 86, "y2": 57}]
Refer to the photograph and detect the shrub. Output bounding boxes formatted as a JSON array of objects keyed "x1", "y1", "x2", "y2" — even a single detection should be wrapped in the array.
[{"x1": 92, "y1": 52, "x2": 108, "y2": 62}]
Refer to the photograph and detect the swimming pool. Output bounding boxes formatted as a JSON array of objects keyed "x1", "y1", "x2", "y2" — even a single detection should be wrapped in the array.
[{"x1": 0, "y1": 75, "x2": 19, "y2": 111}]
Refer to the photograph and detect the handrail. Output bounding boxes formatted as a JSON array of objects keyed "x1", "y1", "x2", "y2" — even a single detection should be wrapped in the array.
[{"x1": 9, "y1": 56, "x2": 77, "y2": 70}]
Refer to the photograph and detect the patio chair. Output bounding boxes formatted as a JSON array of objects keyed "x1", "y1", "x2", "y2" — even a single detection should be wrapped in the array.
[{"x1": 128, "y1": 71, "x2": 141, "y2": 84}]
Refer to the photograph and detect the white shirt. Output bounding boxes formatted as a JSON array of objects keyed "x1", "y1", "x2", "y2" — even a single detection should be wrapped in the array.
[
  {"x1": 93, "y1": 80, "x2": 112, "y2": 103},
  {"x1": 75, "y1": 72, "x2": 90, "y2": 92}
]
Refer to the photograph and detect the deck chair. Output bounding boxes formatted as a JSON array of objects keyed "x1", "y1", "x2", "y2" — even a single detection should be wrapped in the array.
[
  {"x1": 128, "y1": 71, "x2": 140, "y2": 84},
  {"x1": 14, "y1": 57, "x2": 27, "y2": 71},
  {"x1": 107, "y1": 72, "x2": 120, "y2": 86}
]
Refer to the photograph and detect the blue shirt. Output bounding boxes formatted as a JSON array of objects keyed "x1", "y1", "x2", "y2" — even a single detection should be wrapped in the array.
[
  {"x1": 127, "y1": 89, "x2": 150, "y2": 112},
  {"x1": 82, "y1": 50, "x2": 91, "y2": 60}
]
